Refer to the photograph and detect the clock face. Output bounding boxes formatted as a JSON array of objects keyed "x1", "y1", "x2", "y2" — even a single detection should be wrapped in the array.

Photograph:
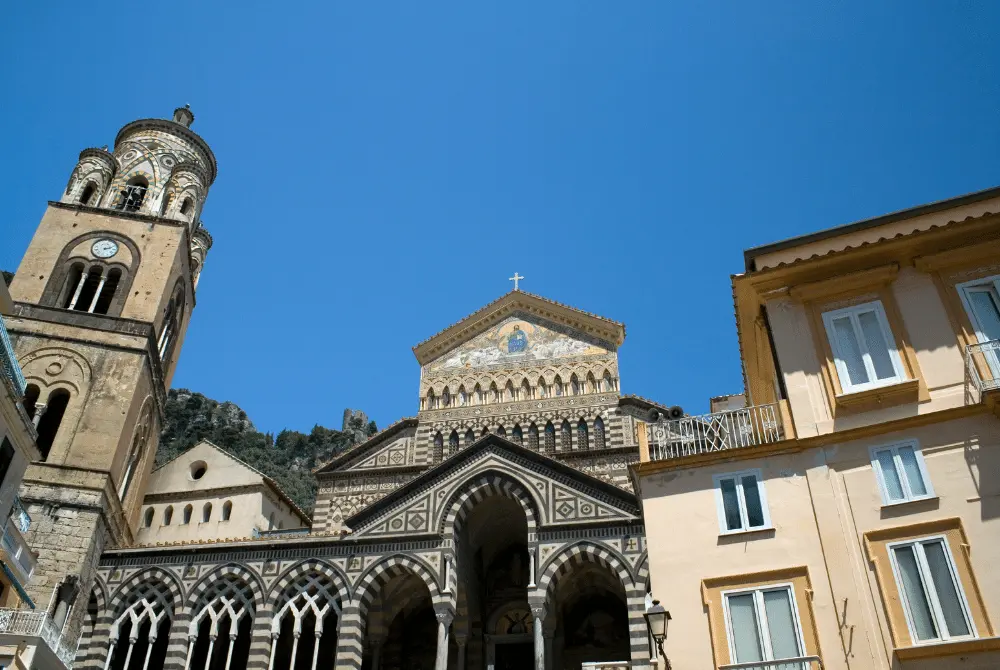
[{"x1": 91, "y1": 239, "x2": 119, "y2": 259}]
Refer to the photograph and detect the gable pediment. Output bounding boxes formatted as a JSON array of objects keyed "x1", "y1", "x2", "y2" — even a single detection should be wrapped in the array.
[
  {"x1": 346, "y1": 435, "x2": 640, "y2": 537},
  {"x1": 413, "y1": 291, "x2": 625, "y2": 367}
]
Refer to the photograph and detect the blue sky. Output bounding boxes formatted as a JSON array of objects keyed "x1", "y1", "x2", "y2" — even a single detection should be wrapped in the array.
[{"x1": 3, "y1": 3, "x2": 998, "y2": 435}]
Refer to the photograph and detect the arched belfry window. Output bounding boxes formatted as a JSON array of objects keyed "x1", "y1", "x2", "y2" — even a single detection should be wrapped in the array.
[
  {"x1": 179, "y1": 198, "x2": 193, "y2": 219},
  {"x1": 561, "y1": 419, "x2": 572, "y2": 451},
  {"x1": 433, "y1": 432, "x2": 444, "y2": 458},
  {"x1": 594, "y1": 416, "x2": 606, "y2": 449},
  {"x1": 577, "y1": 419, "x2": 589, "y2": 450},
  {"x1": 222, "y1": 501, "x2": 232, "y2": 521},
  {"x1": 115, "y1": 176, "x2": 148, "y2": 212},
  {"x1": 442, "y1": 387, "x2": 451, "y2": 407},
  {"x1": 143, "y1": 508, "x2": 154, "y2": 528},
  {"x1": 202, "y1": 503, "x2": 212, "y2": 522},
  {"x1": 537, "y1": 377, "x2": 547, "y2": 398},
  {"x1": 448, "y1": 430, "x2": 459, "y2": 453},
  {"x1": 35, "y1": 389, "x2": 70, "y2": 461},
  {"x1": 182, "y1": 505, "x2": 193, "y2": 524},
  {"x1": 118, "y1": 403, "x2": 151, "y2": 501},
  {"x1": 512, "y1": 425, "x2": 523, "y2": 446},
  {"x1": 157, "y1": 283, "x2": 186, "y2": 365},
  {"x1": 465, "y1": 428, "x2": 475, "y2": 447},
  {"x1": 45, "y1": 234, "x2": 138, "y2": 317},
  {"x1": 79, "y1": 181, "x2": 98, "y2": 206}
]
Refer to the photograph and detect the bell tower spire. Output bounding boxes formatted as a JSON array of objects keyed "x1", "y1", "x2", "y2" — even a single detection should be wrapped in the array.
[{"x1": 5, "y1": 106, "x2": 218, "y2": 640}]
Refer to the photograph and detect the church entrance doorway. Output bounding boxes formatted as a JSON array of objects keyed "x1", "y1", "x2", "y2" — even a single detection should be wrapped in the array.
[{"x1": 454, "y1": 492, "x2": 533, "y2": 669}]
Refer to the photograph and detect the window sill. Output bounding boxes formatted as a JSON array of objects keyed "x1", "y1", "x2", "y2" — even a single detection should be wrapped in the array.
[
  {"x1": 718, "y1": 526, "x2": 774, "y2": 539},
  {"x1": 895, "y1": 636, "x2": 1000, "y2": 660},
  {"x1": 881, "y1": 496, "x2": 938, "y2": 510},
  {"x1": 834, "y1": 378, "x2": 920, "y2": 413}
]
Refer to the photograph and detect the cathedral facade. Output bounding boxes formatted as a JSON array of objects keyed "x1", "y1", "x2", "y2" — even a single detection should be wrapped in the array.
[{"x1": 5, "y1": 108, "x2": 667, "y2": 670}]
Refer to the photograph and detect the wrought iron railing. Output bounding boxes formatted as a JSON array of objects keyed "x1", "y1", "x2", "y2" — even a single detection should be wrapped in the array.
[
  {"x1": 719, "y1": 656, "x2": 822, "y2": 669},
  {"x1": 966, "y1": 340, "x2": 1000, "y2": 395},
  {"x1": 252, "y1": 527, "x2": 311, "y2": 540},
  {"x1": 0, "y1": 608, "x2": 77, "y2": 667},
  {"x1": 11, "y1": 496, "x2": 31, "y2": 533},
  {"x1": 0, "y1": 314, "x2": 26, "y2": 397},
  {"x1": 648, "y1": 402, "x2": 786, "y2": 462}
]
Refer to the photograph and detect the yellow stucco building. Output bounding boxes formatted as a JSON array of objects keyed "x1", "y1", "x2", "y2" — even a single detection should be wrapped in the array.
[{"x1": 633, "y1": 187, "x2": 1000, "y2": 669}]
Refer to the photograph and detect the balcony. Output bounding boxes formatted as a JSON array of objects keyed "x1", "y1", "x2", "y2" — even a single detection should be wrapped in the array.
[
  {"x1": 966, "y1": 340, "x2": 1000, "y2": 397},
  {"x1": 719, "y1": 657, "x2": 823, "y2": 669},
  {"x1": 0, "y1": 314, "x2": 26, "y2": 398},
  {"x1": 645, "y1": 402, "x2": 790, "y2": 462},
  {"x1": 0, "y1": 609, "x2": 77, "y2": 669}
]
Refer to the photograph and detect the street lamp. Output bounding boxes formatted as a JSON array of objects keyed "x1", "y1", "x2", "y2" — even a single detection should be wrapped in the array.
[{"x1": 643, "y1": 599, "x2": 672, "y2": 669}]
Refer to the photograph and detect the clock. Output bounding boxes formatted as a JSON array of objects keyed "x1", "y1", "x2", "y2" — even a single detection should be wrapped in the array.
[{"x1": 91, "y1": 239, "x2": 119, "y2": 259}]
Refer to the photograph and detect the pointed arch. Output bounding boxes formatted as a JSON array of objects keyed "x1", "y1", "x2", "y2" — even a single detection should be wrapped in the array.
[
  {"x1": 577, "y1": 418, "x2": 590, "y2": 450},
  {"x1": 353, "y1": 554, "x2": 443, "y2": 618},
  {"x1": 520, "y1": 378, "x2": 531, "y2": 400},
  {"x1": 438, "y1": 471, "x2": 542, "y2": 539},
  {"x1": 511, "y1": 424, "x2": 523, "y2": 446},
  {"x1": 544, "y1": 421, "x2": 556, "y2": 453},
  {"x1": 188, "y1": 563, "x2": 265, "y2": 613},
  {"x1": 594, "y1": 416, "x2": 606, "y2": 450},
  {"x1": 586, "y1": 372, "x2": 598, "y2": 394},
  {"x1": 448, "y1": 430, "x2": 459, "y2": 453},
  {"x1": 570, "y1": 374, "x2": 581, "y2": 396},
  {"x1": 267, "y1": 558, "x2": 351, "y2": 608},
  {"x1": 108, "y1": 567, "x2": 182, "y2": 623},
  {"x1": 537, "y1": 376, "x2": 547, "y2": 398},
  {"x1": 464, "y1": 428, "x2": 475, "y2": 447},
  {"x1": 560, "y1": 419, "x2": 573, "y2": 451},
  {"x1": 536, "y1": 541, "x2": 635, "y2": 599},
  {"x1": 528, "y1": 423, "x2": 539, "y2": 451}
]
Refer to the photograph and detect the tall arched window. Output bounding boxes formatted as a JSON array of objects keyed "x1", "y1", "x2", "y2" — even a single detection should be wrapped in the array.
[
  {"x1": 179, "y1": 198, "x2": 193, "y2": 219},
  {"x1": 544, "y1": 422, "x2": 556, "y2": 452},
  {"x1": 528, "y1": 423, "x2": 539, "y2": 451},
  {"x1": 465, "y1": 428, "x2": 475, "y2": 446},
  {"x1": 505, "y1": 380, "x2": 516, "y2": 402},
  {"x1": 570, "y1": 374, "x2": 581, "y2": 396},
  {"x1": 474, "y1": 384, "x2": 484, "y2": 405},
  {"x1": 36, "y1": 389, "x2": 70, "y2": 461},
  {"x1": 23, "y1": 384, "x2": 39, "y2": 420},
  {"x1": 521, "y1": 379, "x2": 531, "y2": 400},
  {"x1": 586, "y1": 372, "x2": 597, "y2": 394},
  {"x1": 79, "y1": 182, "x2": 97, "y2": 206},
  {"x1": 561, "y1": 420, "x2": 572, "y2": 451},
  {"x1": 481, "y1": 427, "x2": 489, "y2": 438},
  {"x1": 496, "y1": 425, "x2": 506, "y2": 438},
  {"x1": 157, "y1": 285, "x2": 185, "y2": 365},
  {"x1": 202, "y1": 502, "x2": 212, "y2": 522},
  {"x1": 537, "y1": 378, "x2": 547, "y2": 398},
  {"x1": 594, "y1": 417, "x2": 606, "y2": 449},
  {"x1": 222, "y1": 501, "x2": 232, "y2": 521},
  {"x1": 512, "y1": 425, "x2": 523, "y2": 446},
  {"x1": 577, "y1": 419, "x2": 589, "y2": 450},
  {"x1": 603, "y1": 371, "x2": 615, "y2": 392},
  {"x1": 182, "y1": 505, "x2": 193, "y2": 524},
  {"x1": 448, "y1": 430, "x2": 459, "y2": 453},
  {"x1": 187, "y1": 577, "x2": 254, "y2": 670},
  {"x1": 425, "y1": 390, "x2": 435, "y2": 410},
  {"x1": 442, "y1": 387, "x2": 451, "y2": 407},
  {"x1": 115, "y1": 176, "x2": 148, "y2": 212},
  {"x1": 554, "y1": 376, "x2": 564, "y2": 397},
  {"x1": 163, "y1": 506, "x2": 173, "y2": 525},
  {"x1": 119, "y1": 404, "x2": 151, "y2": 501},
  {"x1": 63, "y1": 264, "x2": 124, "y2": 315},
  {"x1": 92, "y1": 268, "x2": 122, "y2": 315},
  {"x1": 458, "y1": 386, "x2": 468, "y2": 406},
  {"x1": 490, "y1": 382, "x2": 500, "y2": 403},
  {"x1": 433, "y1": 432, "x2": 444, "y2": 458},
  {"x1": 143, "y1": 508, "x2": 154, "y2": 528}
]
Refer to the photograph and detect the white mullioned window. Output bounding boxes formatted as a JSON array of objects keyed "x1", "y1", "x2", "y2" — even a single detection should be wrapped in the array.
[
  {"x1": 821, "y1": 300, "x2": 907, "y2": 393},
  {"x1": 722, "y1": 583, "x2": 806, "y2": 666},
  {"x1": 888, "y1": 536, "x2": 976, "y2": 644},
  {"x1": 713, "y1": 469, "x2": 771, "y2": 534},
  {"x1": 957, "y1": 275, "x2": 1000, "y2": 378},
  {"x1": 870, "y1": 440, "x2": 934, "y2": 505}
]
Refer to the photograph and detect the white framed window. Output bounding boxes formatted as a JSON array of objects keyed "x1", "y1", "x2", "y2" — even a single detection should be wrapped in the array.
[
  {"x1": 888, "y1": 535, "x2": 976, "y2": 644},
  {"x1": 722, "y1": 583, "x2": 806, "y2": 666},
  {"x1": 870, "y1": 440, "x2": 934, "y2": 505},
  {"x1": 713, "y1": 469, "x2": 771, "y2": 534},
  {"x1": 821, "y1": 300, "x2": 907, "y2": 393},
  {"x1": 957, "y1": 275, "x2": 1000, "y2": 378}
]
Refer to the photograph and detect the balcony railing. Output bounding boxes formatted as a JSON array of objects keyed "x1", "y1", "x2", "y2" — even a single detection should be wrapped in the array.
[
  {"x1": 719, "y1": 656, "x2": 822, "y2": 669},
  {"x1": 966, "y1": 340, "x2": 1000, "y2": 395},
  {"x1": 252, "y1": 527, "x2": 311, "y2": 540},
  {"x1": 11, "y1": 496, "x2": 31, "y2": 533},
  {"x1": 0, "y1": 608, "x2": 78, "y2": 668},
  {"x1": 647, "y1": 402, "x2": 787, "y2": 462},
  {"x1": 0, "y1": 314, "x2": 26, "y2": 397},
  {"x1": 1, "y1": 521, "x2": 36, "y2": 584}
]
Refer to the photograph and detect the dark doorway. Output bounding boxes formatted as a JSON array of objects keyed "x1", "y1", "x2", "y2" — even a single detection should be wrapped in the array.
[{"x1": 494, "y1": 642, "x2": 533, "y2": 670}]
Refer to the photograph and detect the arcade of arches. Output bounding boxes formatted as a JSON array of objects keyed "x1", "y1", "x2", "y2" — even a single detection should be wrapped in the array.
[{"x1": 89, "y1": 439, "x2": 651, "y2": 670}]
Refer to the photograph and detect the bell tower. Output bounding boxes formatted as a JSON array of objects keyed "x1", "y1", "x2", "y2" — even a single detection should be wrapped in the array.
[{"x1": 5, "y1": 106, "x2": 216, "y2": 633}]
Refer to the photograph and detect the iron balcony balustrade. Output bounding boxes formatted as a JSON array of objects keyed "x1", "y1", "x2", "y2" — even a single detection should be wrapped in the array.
[
  {"x1": 647, "y1": 402, "x2": 788, "y2": 462},
  {"x1": 0, "y1": 608, "x2": 78, "y2": 669},
  {"x1": 718, "y1": 656, "x2": 823, "y2": 670},
  {"x1": 0, "y1": 313, "x2": 26, "y2": 397},
  {"x1": 966, "y1": 339, "x2": 1000, "y2": 396}
]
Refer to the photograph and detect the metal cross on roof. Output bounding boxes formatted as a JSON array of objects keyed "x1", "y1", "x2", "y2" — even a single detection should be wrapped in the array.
[{"x1": 509, "y1": 272, "x2": 524, "y2": 291}]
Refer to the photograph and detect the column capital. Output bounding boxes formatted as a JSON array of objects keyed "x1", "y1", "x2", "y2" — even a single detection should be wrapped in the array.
[
  {"x1": 434, "y1": 607, "x2": 455, "y2": 627},
  {"x1": 530, "y1": 604, "x2": 547, "y2": 620}
]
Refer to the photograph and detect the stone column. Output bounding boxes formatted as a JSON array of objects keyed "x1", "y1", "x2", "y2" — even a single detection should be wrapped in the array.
[
  {"x1": 530, "y1": 605, "x2": 547, "y2": 670},
  {"x1": 433, "y1": 607, "x2": 453, "y2": 670},
  {"x1": 527, "y1": 548, "x2": 536, "y2": 588},
  {"x1": 369, "y1": 638, "x2": 384, "y2": 670},
  {"x1": 454, "y1": 636, "x2": 466, "y2": 670},
  {"x1": 332, "y1": 602, "x2": 365, "y2": 670},
  {"x1": 248, "y1": 606, "x2": 275, "y2": 670},
  {"x1": 626, "y1": 588, "x2": 653, "y2": 670}
]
